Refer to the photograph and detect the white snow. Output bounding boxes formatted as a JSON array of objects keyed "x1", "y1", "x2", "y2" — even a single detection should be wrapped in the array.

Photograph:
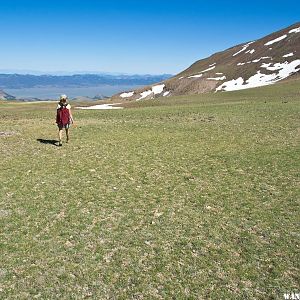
[
  {"x1": 120, "y1": 91, "x2": 134, "y2": 98},
  {"x1": 260, "y1": 60, "x2": 300, "y2": 73},
  {"x1": 179, "y1": 76, "x2": 184, "y2": 79},
  {"x1": 260, "y1": 63, "x2": 272, "y2": 69},
  {"x1": 283, "y1": 53, "x2": 294, "y2": 58},
  {"x1": 232, "y1": 42, "x2": 254, "y2": 56},
  {"x1": 245, "y1": 72, "x2": 278, "y2": 87},
  {"x1": 136, "y1": 84, "x2": 165, "y2": 100},
  {"x1": 77, "y1": 103, "x2": 123, "y2": 110},
  {"x1": 209, "y1": 63, "x2": 216, "y2": 67},
  {"x1": 200, "y1": 66, "x2": 216, "y2": 73},
  {"x1": 264, "y1": 35, "x2": 287, "y2": 46},
  {"x1": 237, "y1": 57, "x2": 270, "y2": 66},
  {"x1": 289, "y1": 27, "x2": 300, "y2": 34},
  {"x1": 216, "y1": 73, "x2": 223, "y2": 75},
  {"x1": 152, "y1": 84, "x2": 165, "y2": 95},
  {"x1": 233, "y1": 45, "x2": 249, "y2": 57},
  {"x1": 252, "y1": 57, "x2": 271, "y2": 63},
  {"x1": 137, "y1": 90, "x2": 153, "y2": 101},
  {"x1": 188, "y1": 74, "x2": 203, "y2": 79},
  {"x1": 246, "y1": 49, "x2": 255, "y2": 54},
  {"x1": 207, "y1": 76, "x2": 226, "y2": 81},
  {"x1": 187, "y1": 65, "x2": 217, "y2": 79},
  {"x1": 261, "y1": 62, "x2": 284, "y2": 71},
  {"x1": 163, "y1": 91, "x2": 170, "y2": 97},
  {"x1": 216, "y1": 59, "x2": 300, "y2": 92},
  {"x1": 216, "y1": 78, "x2": 244, "y2": 91}
]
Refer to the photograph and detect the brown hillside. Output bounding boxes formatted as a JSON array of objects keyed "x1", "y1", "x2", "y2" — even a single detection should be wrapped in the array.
[{"x1": 113, "y1": 22, "x2": 300, "y2": 101}]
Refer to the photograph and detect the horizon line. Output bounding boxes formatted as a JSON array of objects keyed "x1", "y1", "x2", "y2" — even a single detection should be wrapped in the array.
[{"x1": 0, "y1": 70, "x2": 174, "y2": 76}]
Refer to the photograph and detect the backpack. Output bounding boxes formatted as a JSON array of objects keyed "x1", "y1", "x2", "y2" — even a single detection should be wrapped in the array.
[{"x1": 56, "y1": 104, "x2": 70, "y2": 126}]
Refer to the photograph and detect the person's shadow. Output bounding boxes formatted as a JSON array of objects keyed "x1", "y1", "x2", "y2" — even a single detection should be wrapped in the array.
[{"x1": 37, "y1": 139, "x2": 59, "y2": 146}]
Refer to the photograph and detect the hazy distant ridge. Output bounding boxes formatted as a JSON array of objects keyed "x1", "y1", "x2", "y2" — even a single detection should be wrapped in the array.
[{"x1": 0, "y1": 73, "x2": 172, "y2": 89}]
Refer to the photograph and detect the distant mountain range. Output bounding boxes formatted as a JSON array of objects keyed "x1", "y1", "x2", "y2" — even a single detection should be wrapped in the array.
[
  {"x1": 0, "y1": 89, "x2": 112, "y2": 101},
  {"x1": 0, "y1": 90, "x2": 16, "y2": 101},
  {"x1": 0, "y1": 73, "x2": 172, "y2": 89},
  {"x1": 113, "y1": 22, "x2": 300, "y2": 100}
]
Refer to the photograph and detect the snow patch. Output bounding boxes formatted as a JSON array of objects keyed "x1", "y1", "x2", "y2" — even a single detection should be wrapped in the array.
[
  {"x1": 246, "y1": 49, "x2": 255, "y2": 54},
  {"x1": 283, "y1": 52, "x2": 294, "y2": 58},
  {"x1": 207, "y1": 76, "x2": 226, "y2": 81},
  {"x1": 260, "y1": 60, "x2": 300, "y2": 72},
  {"x1": 252, "y1": 57, "x2": 271, "y2": 63},
  {"x1": 216, "y1": 59, "x2": 300, "y2": 92},
  {"x1": 136, "y1": 84, "x2": 165, "y2": 100},
  {"x1": 216, "y1": 78, "x2": 244, "y2": 91},
  {"x1": 152, "y1": 84, "x2": 165, "y2": 95},
  {"x1": 163, "y1": 91, "x2": 170, "y2": 97},
  {"x1": 137, "y1": 90, "x2": 153, "y2": 101},
  {"x1": 216, "y1": 72, "x2": 223, "y2": 75},
  {"x1": 209, "y1": 63, "x2": 216, "y2": 67},
  {"x1": 260, "y1": 63, "x2": 272, "y2": 69},
  {"x1": 233, "y1": 45, "x2": 249, "y2": 57},
  {"x1": 77, "y1": 103, "x2": 123, "y2": 110},
  {"x1": 188, "y1": 74, "x2": 203, "y2": 79},
  {"x1": 264, "y1": 35, "x2": 287, "y2": 46},
  {"x1": 238, "y1": 57, "x2": 270, "y2": 66},
  {"x1": 289, "y1": 27, "x2": 300, "y2": 34},
  {"x1": 120, "y1": 91, "x2": 134, "y2": 98},
  {"x1": 201, "y1": 66, "x2": 216, "y2": 73},
  {"x1": 232, "y1": 41, "x2": 254, "y2": 56},
  {"x1": 187, "y1": 65, "x2": 216, "y2": 78}
]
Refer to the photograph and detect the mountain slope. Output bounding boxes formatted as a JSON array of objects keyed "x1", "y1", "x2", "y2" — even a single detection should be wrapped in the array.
[
  {"x1": 0, "y1": 90, "x2": 16, "y2": 100},
  {"x1": 113, "y1": 22, "x2": 300, "y2": 101}
]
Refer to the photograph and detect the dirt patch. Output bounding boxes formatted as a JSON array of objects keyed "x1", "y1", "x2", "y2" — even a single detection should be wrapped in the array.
[{"x1": 0, "y1": 131, "x2": 16, "y2": 137}]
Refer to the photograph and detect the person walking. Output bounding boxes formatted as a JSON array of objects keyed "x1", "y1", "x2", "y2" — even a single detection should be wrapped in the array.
[{"x1": 56, "y1": 94, "x2": 74, "y2": 146}]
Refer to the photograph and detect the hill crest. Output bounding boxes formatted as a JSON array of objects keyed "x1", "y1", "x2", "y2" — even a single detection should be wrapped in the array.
[{"x1": 113, "y1": 22, "x2": 300, "y2": 101}]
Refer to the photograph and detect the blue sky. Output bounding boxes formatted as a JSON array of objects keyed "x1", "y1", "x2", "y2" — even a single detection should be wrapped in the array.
[{"x1": 0, "y1": 0, "x2": 299, "y2": 74}]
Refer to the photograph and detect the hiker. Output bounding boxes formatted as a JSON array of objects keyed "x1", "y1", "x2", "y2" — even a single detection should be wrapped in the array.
[{"x1": 56, "y1": 94, "x2": 74, "y2": 146}]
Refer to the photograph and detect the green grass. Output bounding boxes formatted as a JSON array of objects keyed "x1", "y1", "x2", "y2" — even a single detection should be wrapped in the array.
[{"x1": 0, "y1": 81, "x2": 299, "y2": 299}]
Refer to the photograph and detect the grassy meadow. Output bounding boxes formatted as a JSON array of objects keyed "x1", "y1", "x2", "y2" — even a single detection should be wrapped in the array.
[{"x1": 0, "y1": 80, "x2": 299, "y2": 299}]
